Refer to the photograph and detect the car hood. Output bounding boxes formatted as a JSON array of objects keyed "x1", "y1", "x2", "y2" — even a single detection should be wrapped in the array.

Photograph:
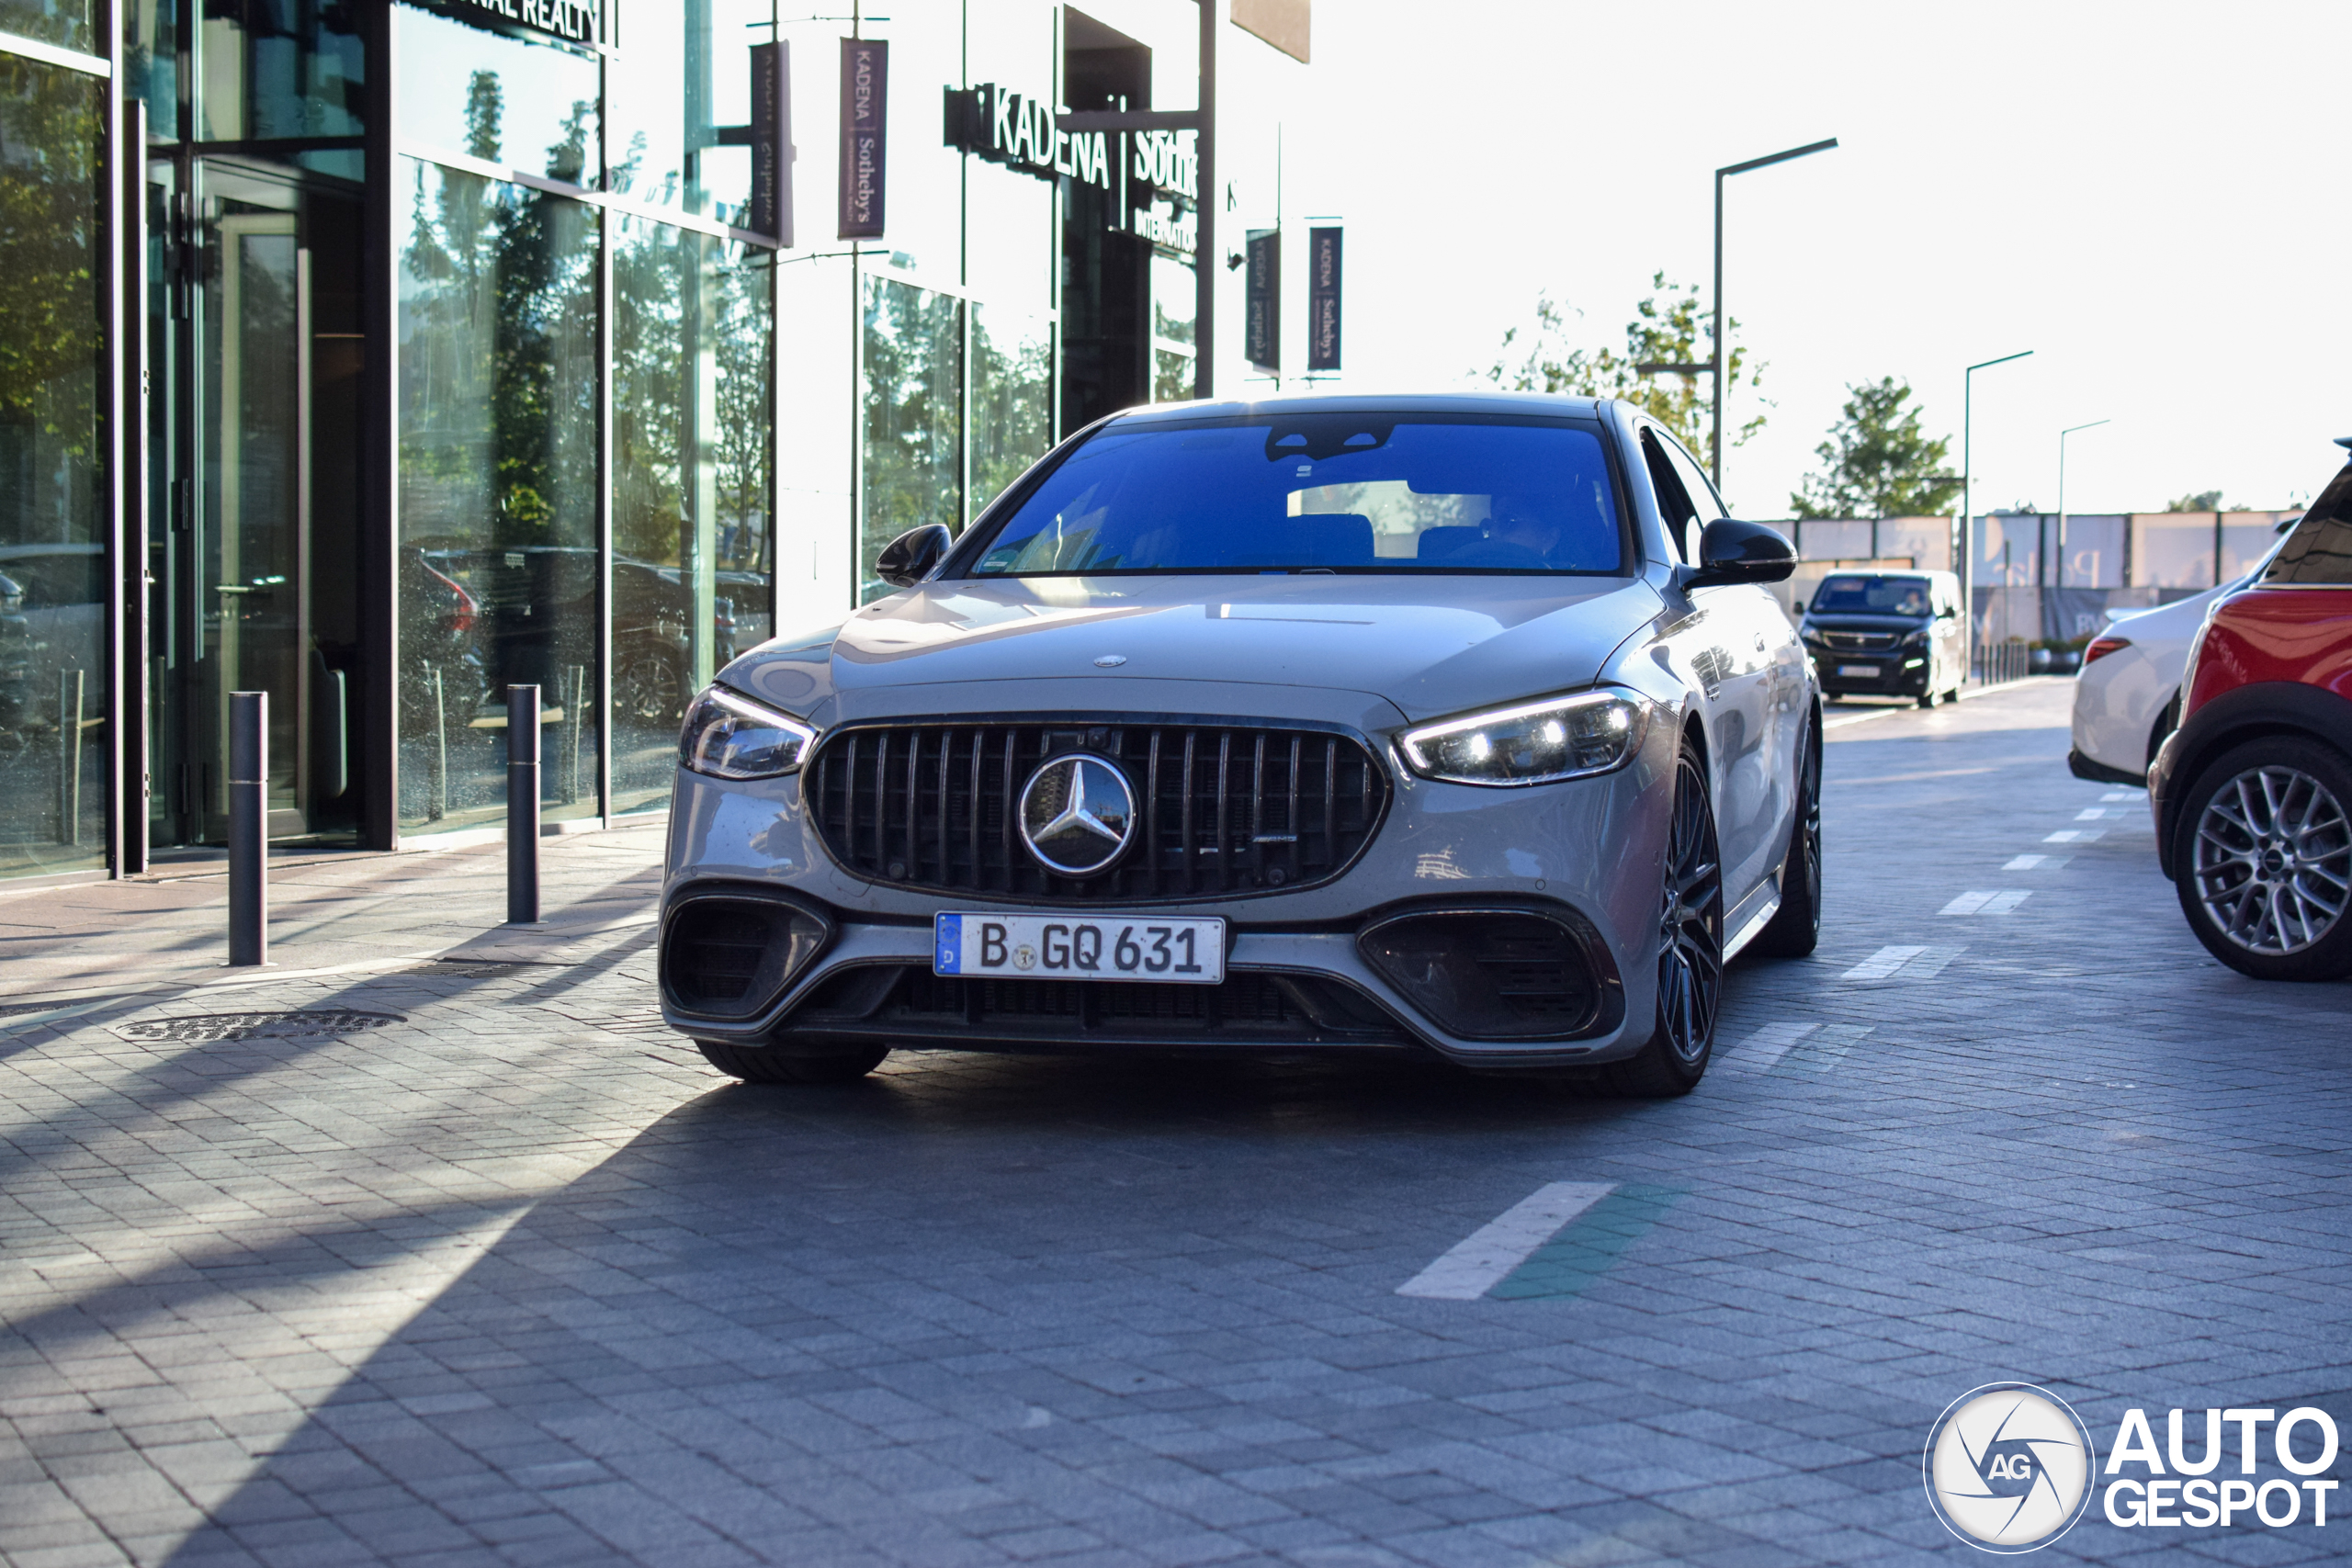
[{"x1": 721, "y1": 574, "x2": 1666, "y2": 725}]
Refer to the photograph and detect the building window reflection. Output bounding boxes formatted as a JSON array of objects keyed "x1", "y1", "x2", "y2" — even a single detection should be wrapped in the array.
[
  {"x1": 395, "y1": 156, "x2": 600, "y2": 832},
  {"x1": 611, "y1": 215, "x2": 773, "y2": 816},
  {"x1": 971, "y1": 303, "x2": 1052, "y2": 513},
  {"x1": 861, "y1": 275, "x2": 963, "y2": 604},
  {"x1": 0, "y1": 52, "x2": 107, "y2": 875},
  {"x1": 396, "y1": 7, "x2": 597, "y2": 186}
]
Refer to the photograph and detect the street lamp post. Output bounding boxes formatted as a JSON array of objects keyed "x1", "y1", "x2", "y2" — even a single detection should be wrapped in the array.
[
  {"x1": 1961, "y1": 349, "x2": 2033, "y2": 647},
  {"x1": 1709, "y1": 137, "x2": 1837, "y2": 491},
  {"x1": 2055, "y1": 419, "x2": 2110, "y2": 589}
]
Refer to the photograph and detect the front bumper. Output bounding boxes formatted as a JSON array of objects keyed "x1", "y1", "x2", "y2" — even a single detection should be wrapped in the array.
[
  {"x1": 658, "y1": 690, "x2": 1677, "y2": 1069},
  {"x1": 1809, "y1": 649, "x2": 1929, "y2": 696},
  {"x1": 659, "y1": 889, "x2": 1628, "y2": 1066}
]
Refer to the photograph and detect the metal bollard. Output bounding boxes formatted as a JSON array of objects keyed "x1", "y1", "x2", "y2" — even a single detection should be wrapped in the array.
[
  {"x1": 229, "y1": 691, "x2": 267, "y2": 965},
  {"x1": 507, "y1": 684, "x2": 540, "y2": 924}
]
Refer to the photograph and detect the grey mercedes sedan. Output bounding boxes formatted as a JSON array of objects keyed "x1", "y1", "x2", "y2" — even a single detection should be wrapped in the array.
[{"x1": 658, "y1": 394, "x2": 1820, "y2": 1096}]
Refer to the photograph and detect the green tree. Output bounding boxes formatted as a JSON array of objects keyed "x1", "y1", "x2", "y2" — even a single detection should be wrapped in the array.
[
  {"x1": 2165, "y1": 489, "x2": 2225, "y2": 512},
  {"x1": 1789, "y1": 377, "x2": 1962, "y2": 520},
  {"x1": 1484, "y1": 273, "x2": 1764, "y2": 464}
]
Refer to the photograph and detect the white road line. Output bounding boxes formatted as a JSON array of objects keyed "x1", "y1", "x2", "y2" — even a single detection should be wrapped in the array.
[
  {"x1": 1724, "y1": 1021, "x2": 1818, "y2": 1070},
  {"x1": 1940, "y1": 890, "x2": 2032, "y2": 915},
  {"x1": 2003, "y1": 854, "x2": 2071, "y2": 870},
  {"x1": 2101, "y1": 792, "x2": 2141, "y2": 802},
  {"x1": 1905, "y1": 945, "x2": 1967, "y2": 978},
  {"x1": 1397, "y1": 1182, "x2": 1616, "y2": 1300},
  {"x1": 2075, "y1": 807, "x2": 2109, "y2": 820},
  {"x1": 1841, "y1": 945, "x2": 1925, "y2": 980},
  {"x1": 1783, "y1": 1022, "x2": 1875, "y2": 1072},
  {"x1": 2044, "y1": 829, "x2": 2106, "y2": 843}
]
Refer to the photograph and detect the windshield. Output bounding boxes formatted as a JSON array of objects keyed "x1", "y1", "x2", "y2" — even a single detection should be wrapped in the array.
[
  {"x1": 967, "y1": 416, "x2": 1625, "y2": 576},
  {"x1": 1811, "y1": 576, "x2": 1932, "y2": 616}
]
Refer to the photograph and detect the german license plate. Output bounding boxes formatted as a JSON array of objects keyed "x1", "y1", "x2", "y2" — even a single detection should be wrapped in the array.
[
  {"x1": 1837, "y1": 663, "x2": 1880, "y2": 678},
  {"x1": 933, "y1": 912, "x2": 1226, "y2": 985}
]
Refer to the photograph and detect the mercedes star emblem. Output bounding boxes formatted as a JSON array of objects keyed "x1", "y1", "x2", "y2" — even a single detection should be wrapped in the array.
[{"x1": 1018, "y1": 754, "x2": 1137, "y2": 876}]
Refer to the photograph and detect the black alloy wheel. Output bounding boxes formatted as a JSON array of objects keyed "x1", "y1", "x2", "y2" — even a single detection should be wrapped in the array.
[
  {"x1": 1751, "y1": 713, "x2": 1823, "y2": 958},
  {"x1": 1604, "y1": 747, "x2": 1725, "y2": 1096},
  {"x1": 2174, "y1": 737, "x2": 2352, "y2": 981}
]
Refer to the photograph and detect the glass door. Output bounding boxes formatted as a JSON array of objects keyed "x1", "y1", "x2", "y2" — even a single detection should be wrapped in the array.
[{"x1": 153, "y1": 168, "x2": 360, "y2": 850}]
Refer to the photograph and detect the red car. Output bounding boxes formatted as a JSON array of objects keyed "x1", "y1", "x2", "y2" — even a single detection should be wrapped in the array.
[{"x1": 2150, "y1": 440, "x2": 2352, "y2": 980}]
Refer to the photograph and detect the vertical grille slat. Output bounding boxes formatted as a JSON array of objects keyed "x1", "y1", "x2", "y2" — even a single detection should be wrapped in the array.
[
  {"x1": 967, "y1": 729, "x2": 984, "y2": 890},
  {"x1": 1321, "y1": 738, "x2": 1338, "y2": 873},
  {"x1": 808, "y1": 720, "x2": 1385, "y2": 902},
  {"x1": 1215, "y1": 732, "x2": 1233, "y2": 892},
  {"x1": 1145, "y1": 731, "x2": 1163, "y2": 897}
]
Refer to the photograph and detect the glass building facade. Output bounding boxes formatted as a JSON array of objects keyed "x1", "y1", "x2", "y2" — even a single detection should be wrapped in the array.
[{"x1": 0, "y1": 0, "x2": 1306, "y2": 880}]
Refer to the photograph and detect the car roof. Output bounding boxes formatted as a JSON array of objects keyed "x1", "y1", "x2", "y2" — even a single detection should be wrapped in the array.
[{"x1": 1102, "y1": 390, "x2": 1613, "y2": 427}]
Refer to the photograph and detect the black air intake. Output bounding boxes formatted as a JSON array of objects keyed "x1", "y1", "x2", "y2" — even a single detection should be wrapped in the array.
[
  {"x1": 1358, "y1": 908, "x2": 1607, "y2": 1040},
  {"x1": 661, "y1": 895, "x2": 831, "y2": 1020}
]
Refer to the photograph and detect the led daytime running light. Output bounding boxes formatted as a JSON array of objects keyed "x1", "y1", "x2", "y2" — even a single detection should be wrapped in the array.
[{"x1": 1399, "y1": 689, "x2": 1650, "y2": 786}]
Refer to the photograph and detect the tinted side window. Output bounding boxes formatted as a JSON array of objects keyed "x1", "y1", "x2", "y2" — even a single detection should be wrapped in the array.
[
  {"x1": 1658, "y1": 434, "x2": 1727, "y2": 524},
  {"x1": 2267, "y1": 464, "x2": 2352, "y2": 584},
  {"x1": 1640, "y1": 431, "x2": 1698, "y2": 562}
]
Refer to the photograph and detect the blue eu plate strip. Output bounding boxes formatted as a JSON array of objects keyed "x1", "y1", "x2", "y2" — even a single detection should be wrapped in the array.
[{"x1": 935, "y1": 913, "x2": 961, "y2": 974}]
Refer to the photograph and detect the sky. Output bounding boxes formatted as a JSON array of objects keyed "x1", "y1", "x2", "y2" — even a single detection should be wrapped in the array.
[{"x1": 1267, "y1": 0, "x2": 2349, "y2": 521}]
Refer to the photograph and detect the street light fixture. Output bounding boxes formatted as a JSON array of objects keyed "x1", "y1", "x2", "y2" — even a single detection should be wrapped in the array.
[
  {"x1": 1709, "y1": 137, "x2": 1838, "y2": 491},
  {"x1": 2056, "y1": 419, "x2": 2111, "y2": 589},
  {"x1": 1961, "y1": 349, "x2": 2033, "y2": 615}
]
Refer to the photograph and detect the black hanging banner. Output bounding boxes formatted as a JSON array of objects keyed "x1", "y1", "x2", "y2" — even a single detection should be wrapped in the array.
[
  {"x1": 1306, "y1": 226, "x2": 1341, "y2": 372},
  {"x1": 749, "y1": 41, "x2": 794, "y2": 246},
  {"x1": 1245, "y1": 229, "x2": 1280, "y2": 374},
  {"x1": 837, "y1": 38, "x2": 888, "y2": 241}
]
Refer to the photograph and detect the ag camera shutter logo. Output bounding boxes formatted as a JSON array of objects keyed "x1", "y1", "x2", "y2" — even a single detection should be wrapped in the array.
[{"x1": 1923, "y1": 1382, "x2": 2097, "y2": 1552}]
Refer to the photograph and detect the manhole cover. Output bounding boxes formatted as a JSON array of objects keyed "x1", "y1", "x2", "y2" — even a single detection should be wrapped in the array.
[{"x1": 112, "y1": 1010, "x2": 406, "y2": 1043}]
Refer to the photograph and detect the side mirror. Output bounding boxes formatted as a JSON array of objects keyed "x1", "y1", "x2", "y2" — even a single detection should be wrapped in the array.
[
  {"x1": 1791, "y1": 598, "x2": 1807, "y2": 615},
  {"x1": 876, "y1": 523, "x2": 953, "y2": 588},
  {"x1": 1683, "y1": 519, "x2": 1795, "y2": 589}
]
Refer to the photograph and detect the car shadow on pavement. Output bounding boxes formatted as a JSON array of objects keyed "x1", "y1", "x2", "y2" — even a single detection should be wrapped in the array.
[{"x1": 158, "y1": 1058, "x2": 1668, "y2": 1565}]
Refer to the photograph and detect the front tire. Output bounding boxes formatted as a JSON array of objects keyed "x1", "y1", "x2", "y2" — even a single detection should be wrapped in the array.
[
  {"x1": 695, "y1": 1039, "x2": 891, "y2": 1083},
  {"x1": 1750, "y1": 712, "x2": 1823, "y2": 959},
  {"x1": 1602, "y1": 746, "x2": 1724, "y2": 1097},
  {"x1": 2171, "y1": 737, "x2": 2352, "y2": 981}
]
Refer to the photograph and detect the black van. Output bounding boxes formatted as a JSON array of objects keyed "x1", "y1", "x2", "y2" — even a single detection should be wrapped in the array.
[{"x1": 1799, "y1": 570, "x2": 1967, "y2": 706}]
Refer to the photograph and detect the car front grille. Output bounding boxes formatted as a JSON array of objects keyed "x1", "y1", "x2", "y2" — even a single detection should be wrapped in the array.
[
  {"x1": 1819, "y1": 630, "x2": 1896, "y2": 650},
  {"x1": 805, "y1": 720, "x2": 1388, "y2": 902}
]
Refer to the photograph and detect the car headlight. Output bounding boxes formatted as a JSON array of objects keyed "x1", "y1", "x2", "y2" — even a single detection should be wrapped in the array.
[
  {"x1": 679, "y1": 686, "x2": 816, "y2": 779},
  {"x1": 1397, "y1": 689, "x2": 1650, "y2": 786}
]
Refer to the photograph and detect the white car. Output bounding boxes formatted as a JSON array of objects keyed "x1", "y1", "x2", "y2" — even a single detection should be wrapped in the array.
[{"x1": 2068, "y1": 522, "x2": 2295, "y2": 787}]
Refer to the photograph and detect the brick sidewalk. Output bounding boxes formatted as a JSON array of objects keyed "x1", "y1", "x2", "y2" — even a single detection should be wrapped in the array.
[
  {"x1": 4, "y1": 683, "x2": 2347, "y2": 1568},
  {"x1": 0, "y1": 825, "x2": 670, "y2": 1011}
]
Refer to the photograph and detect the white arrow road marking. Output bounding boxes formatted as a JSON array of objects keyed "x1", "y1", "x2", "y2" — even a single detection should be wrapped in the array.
[{"x1": 1397, "y1": 1182, "x2": 1616, "y2": 1300}]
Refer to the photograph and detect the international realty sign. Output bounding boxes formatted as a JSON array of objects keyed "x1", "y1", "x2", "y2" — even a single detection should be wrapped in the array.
[{"x1": 428, "y1": 0, "x2": 603, "y2": 48}]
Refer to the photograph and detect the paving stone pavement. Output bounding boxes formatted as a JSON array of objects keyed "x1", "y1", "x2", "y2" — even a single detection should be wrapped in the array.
[{"x1": 2, "y1": 682, "x2": 2346, "y2": 1567}]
